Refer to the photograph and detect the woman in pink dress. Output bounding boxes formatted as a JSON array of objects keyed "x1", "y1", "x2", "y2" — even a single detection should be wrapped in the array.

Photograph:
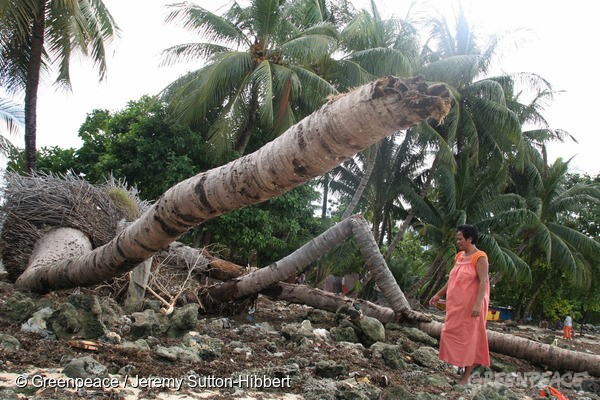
[{"x1": 429, "y1": 224, "x2": 490, "y2": 384}]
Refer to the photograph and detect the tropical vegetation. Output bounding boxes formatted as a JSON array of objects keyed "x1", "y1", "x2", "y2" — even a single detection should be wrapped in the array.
[{"x1": 2, "y1": 0, "x2": 599, "y2": 323}]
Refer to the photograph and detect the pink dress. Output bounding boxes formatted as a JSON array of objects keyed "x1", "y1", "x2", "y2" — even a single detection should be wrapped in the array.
[{"x1": 438, "y1": 250, "x2": 490, "y2": 367}]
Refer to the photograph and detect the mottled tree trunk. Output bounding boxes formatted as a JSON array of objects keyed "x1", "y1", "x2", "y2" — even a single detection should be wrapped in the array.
[
  {"x1": 417, "y1": 320, "x2": 600, "y2": 377},
  {"x1": 24, "y1": 0, "x2": 47, "y2": 173},
  {"x1": 15, "y1": 76, "x2": 451, "y2": 292}
]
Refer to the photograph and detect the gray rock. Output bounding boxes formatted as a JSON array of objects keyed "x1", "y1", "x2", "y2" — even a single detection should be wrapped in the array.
[
  {"x1": 469, "y1": 382, "x2": 521, "y2": 400},
  {"x1": 301, "y1": 377, "x2": 337, "y2": 400},
  {"x1": 143, "y1": 299, "x2": 163, "y2": 313},
  {"x1": 357, "y1": 316, "x2": 385, "y2": 346},
  {"x1": 21, "y1": 307, "x2": 54, "y2": 337},
  {"x1": 0, "y1": 293, "x2": 36, "y2": 324},
  {"x1": 183, "y1": 332, "x2": 224, "y2": 360},
  {"x1": 62, "y1": 356, "x2": 107, "y2": 379},
  {"x1": 281, "y1": 320, "x2": 314, "y2": 342},
  {"x1": 130, "y1": 309, "x2": 165, "y2": 337},
  {"x1": 410, "y1": 346, "x2": 444, "y2": 369},
  {"x1": 490, "y1": 356, "x2": 517, "y2": 373},
  {"x1": 0, "y1": 333, "x2": 21, "y2": 351},
  {"x1": 381, "y1": 385, "x2": 444, "y2": 399},
  {"x1": 47, "y1": 294, "x2": 120, "y2": 340},
  {"x1": 155, "y1": 345, "x2": 200, "y2": 362},
  {"x1": 167, "y1": 303, "x2": 200, "y2": 337},
  {"x1": 314, "y1": 360, "x2": 347, "y2": 378},
  {"x1": 306, "y1": 309, "x2": 334, "y2": 325},
  {"x1": 257, "y1": 321, "x2": 276, "y2": 332},
  {"x1": 335, "y1": 380, "x2": 381, "y2": 399},
  {"x1": 399, "y1": 327, "x2": 439, "y2": 347},
  {"x1": 330, "y1": 326, "x2": 360, "y2": 343},
  {"x1": 120, "y1": 339, "x2": 151, "y2": 351}
]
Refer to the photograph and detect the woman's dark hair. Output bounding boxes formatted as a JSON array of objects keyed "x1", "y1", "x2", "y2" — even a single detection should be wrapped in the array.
[{"x1": 457, "y1": 224, "x2": 479, "y2": 244}]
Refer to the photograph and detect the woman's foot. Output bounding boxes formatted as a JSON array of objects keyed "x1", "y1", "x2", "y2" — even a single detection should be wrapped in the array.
[{"x1": 459, "y1": 365, "x2": 476, "y2": 384}]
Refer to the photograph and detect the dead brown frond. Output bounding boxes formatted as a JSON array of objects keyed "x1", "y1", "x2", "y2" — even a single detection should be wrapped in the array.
[{"x1": 0, "y1": 172, "x2": 148, "y2": 281}]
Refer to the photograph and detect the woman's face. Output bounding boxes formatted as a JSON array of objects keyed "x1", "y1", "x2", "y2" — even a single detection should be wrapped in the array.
[{"x1": 456, "y1": 231, "x2": 471, "y2": 251}]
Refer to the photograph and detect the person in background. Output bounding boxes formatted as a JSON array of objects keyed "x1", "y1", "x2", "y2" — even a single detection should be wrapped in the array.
[
  {"x1": 429, "y1": 224, "x2": 490, "y2": 384},
  {"x1": 563, "y1": 315, "x2": 573, "y2": 340}
]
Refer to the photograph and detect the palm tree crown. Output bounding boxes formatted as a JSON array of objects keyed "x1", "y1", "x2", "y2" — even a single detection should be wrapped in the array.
[{"x1": 160, "y1": 0, "x2": 340, "y2": 159}]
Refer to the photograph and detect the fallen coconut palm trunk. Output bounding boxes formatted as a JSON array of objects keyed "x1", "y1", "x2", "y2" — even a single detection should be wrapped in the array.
[
  {"x1": 262, "y1": 281, "x2": 397, "y2": 324},
  {"x1": 14, "y1": 76, "x2": 450, "y2": 293},
  {"x1": 416, "y1": 321, "x2": 600, "y2": 377}
]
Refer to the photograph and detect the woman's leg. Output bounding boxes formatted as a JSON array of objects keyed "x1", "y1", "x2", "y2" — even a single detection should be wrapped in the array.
[{"x1": 460, "y1": 365, "x2": 477, "y2": 384}]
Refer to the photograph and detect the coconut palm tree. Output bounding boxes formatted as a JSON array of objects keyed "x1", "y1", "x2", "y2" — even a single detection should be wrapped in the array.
[
  {"x1": 0, "y1": 0, "x2": 119, "y2": 173},
  {"x1": 404, "y1": 156, "x2": 532, "y2": 300},
  {"x1": 507, "y1": 158, "x2": 600, "y2": 319},
  {"x1": 160, "y1": 0, "x2": 340, "y2": 159},
  {"x1": 416, "y1": 6, "x2": 534, "y2": 169},
  {"x1": 312, "y1": 0, "x2": 420, "y2": 222}
]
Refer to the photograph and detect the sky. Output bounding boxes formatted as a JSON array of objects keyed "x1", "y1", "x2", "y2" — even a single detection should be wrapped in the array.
[{"x1": 8, "y1": 0, "x2": 598, "y2": 176}]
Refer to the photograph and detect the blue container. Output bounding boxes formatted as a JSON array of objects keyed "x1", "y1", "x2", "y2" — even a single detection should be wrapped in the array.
[{"x1": 495, "y1": 307, "x2": 513, "y2": 321}]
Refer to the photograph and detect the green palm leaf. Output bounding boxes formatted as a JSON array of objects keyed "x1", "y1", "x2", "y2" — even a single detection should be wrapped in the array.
[
  {"x1": 164, "y1": 51, "x2": 253, "y2": 125},
  {"x1": 165, "y1": 2, "x2": 247, "y2": 47},
  {"x1": 251, "y1": 60, "x2": 274, "y2": 130},
  {"x1": 160, "y1": 43, "x2": 232, "y2": 66},
  {"x1": 252, "y1": 0, "x2": 281, "y2": 44},
  {"x1": 280, "y1": 34, "x2": 337, "y2": 65},
  {"x1": 346, "y1": 47, "x2": 412, "y2": 77}
]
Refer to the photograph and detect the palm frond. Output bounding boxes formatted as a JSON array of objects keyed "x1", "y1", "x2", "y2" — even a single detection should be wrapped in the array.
[
  {"x1": 251, "y1": 0, "x2": 281, "y2": 43},
  {"x1": 548, "y1": 222, "x2": 600, "y2": 263},
  {"x1": 289, "y1": 65, "x2": 336, "y2": 114},
  {"x1": 165, "y1": 2, "x2": 247, "y2": 46},
  {"x1": 330, "y1": 59, "x2": 374, "y2": 89},
  {"x1": 417, "y1": 55, "x2": 479, "y2": 86},
  {"x1": 346, "y1": 47, "x2": 412, "y2": 77},
  {"x1": 251, "y1": 60, "x2": 274, "y2": 130},
  {"x1": 160, "y1": 43, "x2": 232, "y2": 66},
  {"x1": 280, "y1": 34, "x2": 337, "y2": 65},
  {"x1": 0, "y1": 96, "x2": 24, "y2": 137},
  {"x1": 162, "y1": 51, "x2": 254, "y2": 126},
  {"x1": 469, "y1": 79, "x2": 506, "y2": 105}
]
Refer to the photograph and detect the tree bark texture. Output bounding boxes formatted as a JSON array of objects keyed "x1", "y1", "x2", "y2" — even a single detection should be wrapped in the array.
[
  {"x1": 24, "y1": 0, "x2": 47, "y2": 173},
  {"x1": 15, "y1": 76, "x2": 450, "y2": 293},
  {"x1": 417, "y1": 320, "x2": 600, "y2": 377}
]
